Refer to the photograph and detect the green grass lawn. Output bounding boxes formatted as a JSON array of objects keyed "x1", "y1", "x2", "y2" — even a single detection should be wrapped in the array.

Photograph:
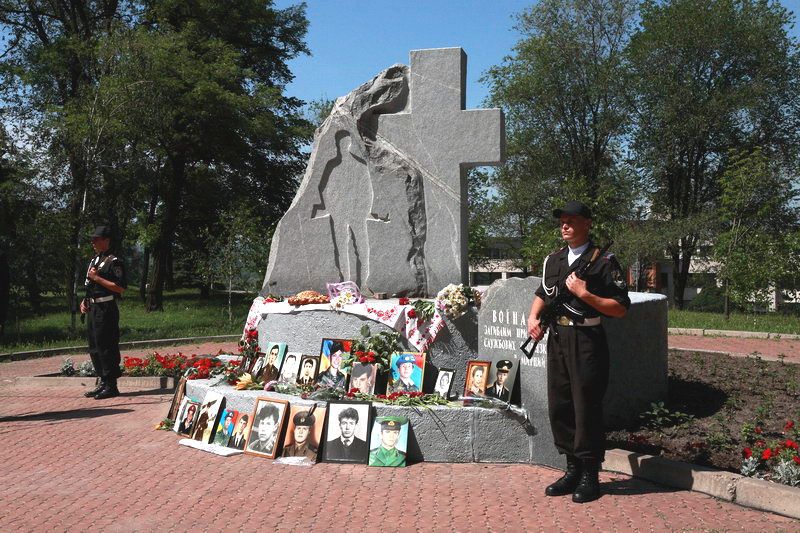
[
  {"x1": 668, "y1": 309, "x2": 800, "y2": 335},
  {"x1": 1, "y1": 288, "x2": 252, "y2": 354}
]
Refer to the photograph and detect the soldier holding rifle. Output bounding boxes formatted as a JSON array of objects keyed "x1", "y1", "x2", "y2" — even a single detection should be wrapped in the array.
[
  {"x1": 81, "y1": 226, "x2": 127, "y2": 400},
  {"x1": 527, "y1": 201, "x2": 629, "y2": 503}
]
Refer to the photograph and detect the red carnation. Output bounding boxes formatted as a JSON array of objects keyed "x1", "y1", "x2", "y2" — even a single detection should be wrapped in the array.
[
  {"x1": 399, "y1": 297, "x2": 410, "y2": 305},
  {"x1": 762, "y1": 448, "x2": 773, "y2": 460},
  {"x1": 408, "y1": 309, "x2": 417, "y2": 318},
  {"x1": 755, "y1": 426, "x2": 762, "y2": 434},
  {"x1": 743, "y1": 447, "x2": 753, "y2": 459},
  {"x1": 785, "y1": 440, "x2": 798, "y2": 450},
  {"x1": 794, "y1": 456, "x2": 800, "y2": 465}
]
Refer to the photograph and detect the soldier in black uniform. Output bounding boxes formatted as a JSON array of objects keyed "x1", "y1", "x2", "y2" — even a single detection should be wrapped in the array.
[
  {"x1": 527, "y1": 201, "x2": 629, "y2": 503},
  {"x1": 81, "y1": 226, "x2": 127, "y2": 400}
]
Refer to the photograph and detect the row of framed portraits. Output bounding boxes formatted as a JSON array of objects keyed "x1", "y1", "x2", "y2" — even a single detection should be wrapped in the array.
[
  {"x1": 244, "y1": 338, "x2": 449, "y2": 397},
  {"x1": 241, "y1": 337, "x2": 512, "y2": 402},
  {"x1": 170, "y1": 385, "x2": 408, "y2": 466}
]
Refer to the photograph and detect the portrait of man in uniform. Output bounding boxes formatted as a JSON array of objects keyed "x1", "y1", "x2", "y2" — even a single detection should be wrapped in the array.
[
  {"x1": 387, "y1": 353, "x2": 425, "y2": 394},
  {"x1": 368, "y1": 417, "x2": 408, "y2": 467},
  {"x1": 282, "y1": 405, "x2": 326, "y2": 462},
  {"x1": 433, "y1": 368, "x2": 454, "y2": 399},
  {"x1": 349, "y1": 363, "x2": 377, "y2": 395},
  {"x1": 278, "y1": 353, "x2": 302, "y2": 384},
  {"x1": 192, "y1": 391, "x2": 224, "y2": 443},
  {"x1": 176, "y1": 400, "x2": 200, "y2": 436},
  {"x1": 317, "y1": 339, "x2": 351, "y2": 389},
  {"x1": 464, "y1": 360, "x2": 490, "y2": 398},
  {"x1": 322, "y1": 402, "x2": 371, "y2": 464},
  {"x1": 227, "y1": 413, "x2": 250, "y2": 450},
  {"x1": 484, "y1": 360, "x2": 513, "y2": 402},
  {"x1": 245, "y1": 398, "x2": 288, "y2": 459},
  {"x1": 257, "y1": 342, "x2": 286, "y2": 383},
  {"x1": 296, "y1": 355, "x2": 320, "y2": 386},
  {"x1": 213, "y1": 409, "x2": 238, "y2": 446}
]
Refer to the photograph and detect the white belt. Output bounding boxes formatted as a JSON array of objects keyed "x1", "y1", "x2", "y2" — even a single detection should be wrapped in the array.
[
  {"x1": 556, "y1": 316, "x2": 602, "y2": 327},
  {"x1": 89, "y1": 295, "x2": 115, "y2": 303}
]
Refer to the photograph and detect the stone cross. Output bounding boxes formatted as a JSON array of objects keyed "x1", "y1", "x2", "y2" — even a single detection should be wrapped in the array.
[
  {"x1": 263, "y1": 48, "x2": 504, "y2": 297},
  {"x1": 378, "y1": 48, "x2": 505, "y2": 291}
]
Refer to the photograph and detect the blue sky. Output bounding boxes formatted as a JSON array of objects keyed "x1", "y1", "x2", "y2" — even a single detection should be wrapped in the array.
[{"x1": 276, "y1": 0, "x2": 800, "y2": 110}]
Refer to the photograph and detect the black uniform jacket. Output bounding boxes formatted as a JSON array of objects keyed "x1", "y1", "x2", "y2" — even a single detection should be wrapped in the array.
[{"x1": 534, "y1": 242, "x2": 630, "y2": 319}]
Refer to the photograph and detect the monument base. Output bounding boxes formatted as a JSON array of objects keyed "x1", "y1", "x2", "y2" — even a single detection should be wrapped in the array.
[{"x1": 185, "y1": 380, "x2": 537, "y2": 463}]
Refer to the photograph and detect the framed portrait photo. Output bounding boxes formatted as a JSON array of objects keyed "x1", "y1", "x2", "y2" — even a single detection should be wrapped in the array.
[
  {"x1": 348, "y1": 363, "x2": 377, "y2": 395},
  {"x1": 256, "y1": 342, "x2": 287, "y2": 383},
  {"x1": 247, "y1": 351, "x2": 266, "y2": 376},
  {"x1": 176, "y1": 398, "x2": 201, "y2": 436},
  {"x1": 433, "y1": 368, "x2": 455, "y2": 399},
  {"x1": 245, "y1": 397, "x2": 289, "y2": 459},
  {"x1": 387, "y1": 352, "x2": 426, "y2": 394},
  {"x1": 166, "y1": 376, "x2": 188, "y2": 420},
  {"x1": 212, "y1": 408, "x2": 240, "y2": 447},
  {"x1": 368, "y1": 416, "x2": 409, "y2": 467},
  {"x1": 192, "y1": 391, "x2": 225, "y2": 443},
  {"x1": 464, "y1": 360, "x2": 491, "y2": 398},
  {"x1": 484, "y1": 358, "x2": 515, "y2": 403},
  {"x1": 226, "y1": 411, "x2": 251, "y2": 451},
  {"x1": 282, "y1": 404, "x2": 327, "y2": 462},
  {"x1": 296, "y1": 355, "x2": 320, "y2": 387},
  {"x1": 317, "y1": 338, "x2": 352, "y2": 389},
  {"x1": 278, "y1": 352, "x2": 303, "y2": 384},
  {"x1": 322, "y1": 401, "x2": 372, "y2": 464}
]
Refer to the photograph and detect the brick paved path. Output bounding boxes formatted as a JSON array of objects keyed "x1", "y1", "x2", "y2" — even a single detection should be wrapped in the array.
[
  {"x1": 669, "y1": 334, "x2": 800, "y2": 364},
  {"x1": 1, "y1": 344, "x2": 798, "y2": 532}
]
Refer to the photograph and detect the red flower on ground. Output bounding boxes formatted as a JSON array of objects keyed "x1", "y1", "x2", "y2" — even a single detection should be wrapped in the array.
[
  {"x1": 785, "y1": 420, "x2": 795, "y2": 432},
  {"x1": 785, "y1": 440, "x2": 798, "y2": 450},
  {"x1": 756, "y1": 440, "x2": 766, "y2": 448},
  {"x1": 761, "y1": 448, "x2": 773, "y2": 460},
  {"x1": 399, "y1": 297, "x2": 410, "y2": 305},
  {"x1": 794, "y1": 456, "x2": 800, "y2": 465},
  {"x1": 754, "y1": 426, "x2": 762, "y2": 434},
  {"x1": 407, "y1": 309, "x2": 417, "y2": 318},
  {"x1": 742, "y1": 447, "x2": 753, "y2": 459}
]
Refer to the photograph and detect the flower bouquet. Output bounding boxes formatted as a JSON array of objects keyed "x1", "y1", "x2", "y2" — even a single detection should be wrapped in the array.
[
  {"x1": 435, "y1": 283, "x2": 481, "y2": 320},
  {"x1": 344, "y1": 325, "x2": 401, "y2": 374}
]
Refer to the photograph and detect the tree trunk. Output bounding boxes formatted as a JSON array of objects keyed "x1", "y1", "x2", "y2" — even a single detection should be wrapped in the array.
[
  {"x1": 146, "y1": 152, "x2": 186, "y2": 312},
  {"x1": 165, "y1": 246, "x2": 175, "y2": 292},
  {"x1": 199, "y1": 282, "x2": 210, "y2": 299},
  {"x1": 139, "y1": 246, "x2": 150, "y2": 302},
  {"x1": 671, "y1": 246, "x2": 693, "y2": 310},
  {"x1": 66, "y1": 154, "x2": 88, "y2": 331},
  {"x1": 724, "y1": 279, "x2": 730, "y2": 320},
  {"x1": 0, "y1": 250, "x2": 9, "y2": 335}
]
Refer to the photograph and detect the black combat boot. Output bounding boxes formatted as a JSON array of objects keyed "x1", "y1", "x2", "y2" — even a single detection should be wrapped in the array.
[
  {"x1": 83, "y1": 379, "x2": 106, "y2": 398},
  {"x1": 94, "y1": 378, "x2": 120, "y2": 400},
  {"x1": 572, "y1": 459, "x2": 601, "y2": 503},
  {"x1": 545, "y1": 455, "x2": 582, "y2": 496}
]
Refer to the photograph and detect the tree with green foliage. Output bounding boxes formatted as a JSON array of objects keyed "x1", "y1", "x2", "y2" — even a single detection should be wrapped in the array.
[
  {"x1": 713, "y1": 148, "x2": 799, "y2": 316},
  {"x1": 481, "y1": 0, "x2": 639, "y2": 268},
  {"x1": 193, "y1": 207, "x2": 268, "y2": 323},
  {"x1": 628, "y1": 0, "x2": 800, "y2": 308}
]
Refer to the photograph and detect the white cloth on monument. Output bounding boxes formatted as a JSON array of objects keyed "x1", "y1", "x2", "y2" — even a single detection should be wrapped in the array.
[{"x1": 242, "y1": 296, "x2": 446, "y2": 351}]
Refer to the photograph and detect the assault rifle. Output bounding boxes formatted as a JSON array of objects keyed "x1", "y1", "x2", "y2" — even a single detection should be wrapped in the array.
[{"x1": 520, "y1": 241, "x2": 613, "y2": 359}]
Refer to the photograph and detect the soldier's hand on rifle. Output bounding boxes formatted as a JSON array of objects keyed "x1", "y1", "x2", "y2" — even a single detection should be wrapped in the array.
[
  {"x1": 79, "y1": 299, "x2": 88, "y2": 314},
  {"x1": 527, "y1": 314, "x2": 545, "y2": 341},
  {"x1": 565, "y1": 272, "x2": 588, "y2": 299}
]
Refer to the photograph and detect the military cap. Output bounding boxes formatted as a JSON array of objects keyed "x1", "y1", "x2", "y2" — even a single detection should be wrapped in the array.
[
  {"x1": 553, "y1": 201, "x2": 592, "y2": 219},
  {"x1": 496, "y1": 360, "x2": 513, "y2": 372},
  {"x1": 293, "y1": 410, "x2": 315, "y2": 426},
  {"x1": 397, "y1": 354, "x2": 417, "y2": 366},
  {"x1": 90, "y1": 225, "x2": 113, "y2": 239},
  {"x1": 378, "y1": 416, "x2": 407, "y2": 431}
]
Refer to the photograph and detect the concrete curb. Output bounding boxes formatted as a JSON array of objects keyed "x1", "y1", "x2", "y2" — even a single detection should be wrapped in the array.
[
  {"x1": 603, "y1": 449, "x2": 800, "y2": 520},
  {"x1": 668, "y1": 328, "x2": 800, "y2": 340},
  {"x1": 0, "y1": 335, "x2": 240, "y2": 362}
]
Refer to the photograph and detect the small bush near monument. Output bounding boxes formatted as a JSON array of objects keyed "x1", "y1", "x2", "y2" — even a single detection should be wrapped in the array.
[{"x1": 608, "y1": 350, "x2": 800, "y2": 487}]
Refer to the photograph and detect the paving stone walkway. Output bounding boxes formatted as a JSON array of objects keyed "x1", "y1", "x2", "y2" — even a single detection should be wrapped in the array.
[
  {"x1": 669, "y1": 334, "x2": 800, "y2": 364},
  {"x1": 1, "y1": 342, "x2": 799, "y2": 531}
]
